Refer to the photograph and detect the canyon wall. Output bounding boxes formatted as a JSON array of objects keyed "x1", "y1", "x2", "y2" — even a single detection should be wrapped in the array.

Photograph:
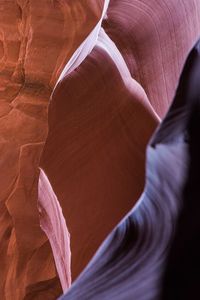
[{"x1": 0, "y1": 0, "x2": 200, "y2": 299}]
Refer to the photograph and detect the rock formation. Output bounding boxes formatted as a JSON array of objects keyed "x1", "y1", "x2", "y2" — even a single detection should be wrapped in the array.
[
  {"x1": 103, "y1": 0, "x2": 200, "y2": 117},
  {"x1": 0, "y1": 1, "x2": 104, "y2": 299},
  {"x1": 59, "y1": 38, "x2": 200, "y2": 300},
  {"x1": 40, "y1": 28, "x2": 159, "y2": 280},
  {"x1": 0, "y1": 0, "x2": 200, "y2": 299},
  {"x1": 40, "y1": 0, "x2": 200, "y2": 287}
]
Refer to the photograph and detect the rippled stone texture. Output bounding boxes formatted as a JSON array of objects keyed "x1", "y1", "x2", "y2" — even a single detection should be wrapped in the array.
[
  {"x1": 103, "y1": 0, "x2": 200, "y2": 117},
  {"x1": 59, "y1": 38, "x2": 200, "y2": 300},
  {"x1": 0, "y1": 1, "x2": 104, "y2": 299}
]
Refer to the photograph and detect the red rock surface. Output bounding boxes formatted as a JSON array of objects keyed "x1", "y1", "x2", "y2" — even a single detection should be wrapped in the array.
[
  {"x1": 60, "y1": 38, "x2": 200, "y2": 300},
  {"x1": 40, "y1": 0, "x2": 200, "y2": 284},
  {"x1": 0, "y1": 1, "x2": 104, "y2": 299},
  {"x1": 103, "y1": 0, "x2": 200, "y2": 117},
  {"x1": 40, "y1": 28, "x2": 159, "y2": 280},
  {"x1": 0, "y1": 0, "x2": 200, "y2": 299}
]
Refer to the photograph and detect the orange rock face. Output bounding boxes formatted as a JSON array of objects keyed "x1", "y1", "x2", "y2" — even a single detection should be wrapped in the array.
[
  {"x1": 0, "y1": 0, "x2": 200, "y2": 299},
  {"x1": 0, "y1": 1, "x2": 104, "y2": 299}
]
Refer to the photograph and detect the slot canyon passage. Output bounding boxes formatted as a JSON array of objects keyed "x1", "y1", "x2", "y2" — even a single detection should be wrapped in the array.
[{"x1": 0, "y1": 1, "x2": 200, "y2": 299}]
